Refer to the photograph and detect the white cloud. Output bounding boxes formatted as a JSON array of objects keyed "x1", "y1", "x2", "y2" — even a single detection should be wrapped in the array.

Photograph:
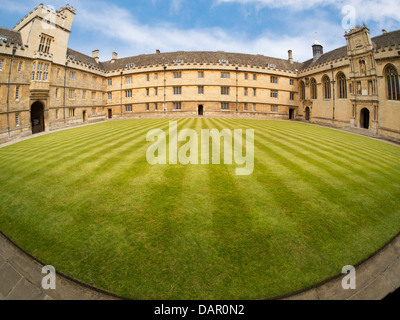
[
  {"x1": 2, "y1": 0, "x2": 398, "y2": 63},
  {"x1": 216, "y1": 0, "x2": 400, "y2": 23},
  {"x1": 170, "y1": 0, "x2": 184, "y2": 15},
  {"x1": 217, "y1": 0, "x2": 334, "y2": 10},
  {"x1": 62, "y1": 0, "x2": 347, "y2": 62}
]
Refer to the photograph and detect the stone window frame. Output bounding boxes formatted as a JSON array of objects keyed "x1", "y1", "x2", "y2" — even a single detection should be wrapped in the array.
[{"x1": 385, "y1": 64, "x2": 400, "y2": 101}]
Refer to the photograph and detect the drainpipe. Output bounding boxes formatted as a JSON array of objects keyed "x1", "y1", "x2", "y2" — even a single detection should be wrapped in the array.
[
  {"x1": 6, "y1": 47, "x2": 17, "y2": 137},
  {"x1": 163, "y1": 65, "x2": 167, "y2": 114},
  {"x1": 331, "y1": 64, "x2": 335, "y2": 120},
  {"x1": 120, "y1": 71, "x2": 123, "y2": 115},
  {"x1": 63, "y1": 61, "x2": 68, "y2": 122},
  {"x1": 235, "y1": 66, "x2": 239, "y2": 113}
]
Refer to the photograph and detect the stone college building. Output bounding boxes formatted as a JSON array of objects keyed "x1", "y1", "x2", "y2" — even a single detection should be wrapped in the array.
[{"x1": 0, "y1": 4, "x2": 400, "y2": 143}]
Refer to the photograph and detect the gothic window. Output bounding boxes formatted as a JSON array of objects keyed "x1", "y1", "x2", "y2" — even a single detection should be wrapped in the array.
[
  {"x1": 386, "y1": 65, "x2": 400, "y2": 101},
  {"x1": 299, "y1": 80, "x2": 305, "y2": 100},
  {"x1": 338, "y1": 73, "x2": 347, "y2": 99},
  {"x1": 310, "y1": 78, "x2": 317, "y2": 99},
  {"x1": 323, "y1": 75, "x2": 331, "y2": 99}
]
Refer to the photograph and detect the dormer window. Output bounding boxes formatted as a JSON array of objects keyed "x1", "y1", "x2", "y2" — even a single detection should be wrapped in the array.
[{"x1": 38, "y1": 34, "x2": 52, "y2": 53}]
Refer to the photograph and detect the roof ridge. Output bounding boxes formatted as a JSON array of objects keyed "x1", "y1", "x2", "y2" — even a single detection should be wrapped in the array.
[{"x1": 372, "y1": 29, "x2": 400, "y2": 39}]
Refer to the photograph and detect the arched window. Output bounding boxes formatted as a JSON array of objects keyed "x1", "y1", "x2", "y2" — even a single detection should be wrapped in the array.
[
  {"x1": 386, "y1": 65, "x2": 400, "y2": 101},
  {"x1": 323, "y1": 75, "x2": 331, "y2": 99},
  {"x1": 338, "y1": 73, "x2": 347, "y2": 99},
  {"x1": 299, "y1": 80, "x2": 305, "y2": 100},
  {"x1": 310, "y1": 78, "x2": 317, "y2": 99}
]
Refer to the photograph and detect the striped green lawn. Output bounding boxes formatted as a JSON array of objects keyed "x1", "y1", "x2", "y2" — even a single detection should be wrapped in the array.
[{"x1": 0, "y1": 118, "x2": 400, "y2": 299}]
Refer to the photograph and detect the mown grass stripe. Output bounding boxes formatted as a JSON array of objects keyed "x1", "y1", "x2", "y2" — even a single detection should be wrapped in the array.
[
  {"x1": 0, "y1": 118, "x2": 399, "y2": 300},
  {"x1": 0, "y1": 122, "x2": 142, "y2": 166},
  {"x1": 220, "y1": 118, "x2": 400, "y2": 171},
  {"x1": 219, "y1": 118, "x2": 400, "y2": 180},
  {"x1": 234, "y1": 118, "x2": 400, "y2": 166},
  {"x1": 254, "y1": 121, "x2": 397, "y2": 188},
  {"x1": 215, "y1": 119, "x2": 400, "y2": 227},
  {"x1": 253, "y1": 131, "x2": 400, "y2": 241},
  {"x1": 255, "y1": 123, "x2": 400, "y2": 203},
  {"x1": 0, "y1": 119, "x2": 169, "y2": 183}
]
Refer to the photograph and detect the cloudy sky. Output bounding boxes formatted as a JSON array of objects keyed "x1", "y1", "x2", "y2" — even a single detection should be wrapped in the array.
[{"x1": 1, "y1": 0, "x2": 400, "y2": 62}]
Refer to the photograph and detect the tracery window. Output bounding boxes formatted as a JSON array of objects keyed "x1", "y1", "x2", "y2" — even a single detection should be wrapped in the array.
[{"x1": 386, "y1": 66, "x2": 400, "y2": 101}]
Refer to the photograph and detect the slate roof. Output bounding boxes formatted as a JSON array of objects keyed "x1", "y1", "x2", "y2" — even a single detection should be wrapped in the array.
[
  {"x1": 371, "y1": 29, "x2": 400, "y2": 49},
  {"x1": 100, "y1": 51, "x2": 303, "y2": 72},
  {"x1": 66, "y1": 48, "x2": 104, "y2": 68},
  {"x1": 302, "y1": 46, "x2": 347, "y2": 70},
  {"x1": 0, "y1": 27, "x2": 23, "y2": 46},
  {"x1": 1, "y1": 25, "x2": 398, "y2": 74},
  {"x1": 89, "y1": 29, "x2": 400, "y2": 73},
  {"x1": 301, "y1": 29, "x2": 400, "y2": 70}
]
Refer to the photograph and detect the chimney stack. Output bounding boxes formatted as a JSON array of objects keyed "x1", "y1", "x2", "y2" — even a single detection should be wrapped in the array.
[
  {"x1": 111, "y1": 52, "x2": 118, "y2": 63},
  {"x1": 92, "y1": 49, "x2": 99, "y2": 63},
  {"x1": 156, "y1": 49, "x2": 160, "y2": 54},
  {"x1": 288, "y1": 50, "x2": 293, "y2": 64},
  {"x1": 382, "y1": 29, "x2": 387, "y2": 34}
]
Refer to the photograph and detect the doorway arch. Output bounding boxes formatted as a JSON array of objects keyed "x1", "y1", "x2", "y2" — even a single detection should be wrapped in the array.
[
  {"x1": 31, "y1": 101, "x2": 45, "y2": 134},
  {"x1": 360, "y1": 108, "x2": 370, "y2": 129},
  {"x1": 305, "y1": 107, "x2": 311, "y2": 121}
]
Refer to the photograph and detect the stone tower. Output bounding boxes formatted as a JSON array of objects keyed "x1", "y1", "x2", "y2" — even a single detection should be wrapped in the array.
[
  {"x1": 344, "y1": 25, "x2": 378, "y2": 132},
  {"x1": 13, "y1": 4, "x2": 76, "y2": 65}
]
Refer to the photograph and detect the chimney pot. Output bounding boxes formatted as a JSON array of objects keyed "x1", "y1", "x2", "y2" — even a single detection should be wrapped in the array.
[
  {"x1": 156, "y1": 49, "x2": 160, "y2": 54},
  {"x1": 111, "y1": 52, "x2": 118, "y2": 63},
  {"x1": 92, "y1": 49, "x2": 99, "y2": 63},
  {"x1": 288, "y1": 50, "x2": 293, "y2": 64}
]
